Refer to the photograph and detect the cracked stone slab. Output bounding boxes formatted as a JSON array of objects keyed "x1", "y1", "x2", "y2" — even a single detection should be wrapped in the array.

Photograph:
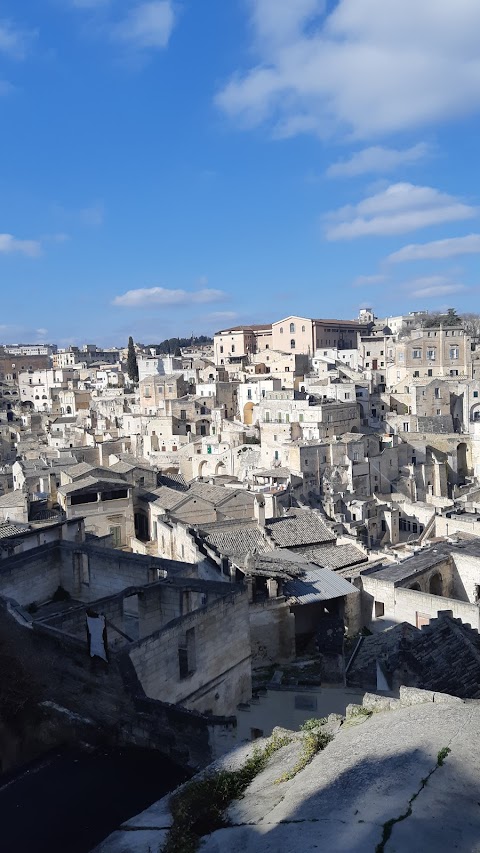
[{"x1": 201, "y1": 702, "x2": 480, "y2": 853}]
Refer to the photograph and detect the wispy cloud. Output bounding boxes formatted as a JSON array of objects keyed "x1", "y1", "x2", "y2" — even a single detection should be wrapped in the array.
[
  {"x1": 353, "y1": 273, "x2": 389, "y2": 287},
  {"x1": 0, "y1": 19, "x2": 36, "y2": 61},
  {"x1": 52, "y1": 200, "x2": 105, "y2": 228},
  {"x1": 412, "y1": 283, "x2": 467, "y2": 299},
  {"x1": 401, "y1": 274, "x2": 468, "y2": 299},
  {"x1": 111, "y1": 1, "x2": 175, "y2": 52},
  {"x1": 325, "y1": 183, "x2": 476, "y2": 241},
  {"x1": 326, "y1": 144, "x2": 430, "y2": 178},
  {"x1": 113, "y1": 287, "x2": 227, "y2": 307},
  {"x1": 216, "y1": 0, "x2": 480, "y2": 139},
  {"x1": 387, "y1": 233, "x2": 480, "y2": 263},
  {"x1": 0, "y1": 233, "x2": 42, "y2": 257},
  {"x1": 79, "y1": 201, "x2": 105, "y2": 226}
]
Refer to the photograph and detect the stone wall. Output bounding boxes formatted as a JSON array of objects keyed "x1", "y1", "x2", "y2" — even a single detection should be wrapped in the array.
[
  {"x1": 362, "y1": 570, "x2": 480, "y2": 630},
  {"x1": 128, "y1": 590, "x2": 251, "y2": 716},
  {"x1": 249, "y1": 598, "x2": 295, "y2": 665}
]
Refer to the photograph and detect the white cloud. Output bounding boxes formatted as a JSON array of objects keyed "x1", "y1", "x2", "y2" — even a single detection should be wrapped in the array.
[
  {"x1": 353, "y1": 273, "x2": 388, "y2": 287},
  {"x1": 79, "y1": 202, "x2": 105, "y2": 226},
  {"x1": 113, "y1": 287, "x2": 227, "y2": 307},
  {"x1": 0, "y1": 20, "x2": 35, "y2": 60},
  {"x1": 206, "y1": 311, "x2": 239, "y2": 322},
  {"x1": 412, "y1": 283, "x2": 467, "y2": 299},
  {"x1": 216, "y1": 0, "x2": 480, "y2": 139},
  {"x1": 325, "y1": 183, "x2": 476, "y2": 240},
  {"x1": 400, "y1": 274, "x2": 467, "y2": 299},
  {"x1": 326, "y1": 143, "x2": 429, "y2": 178},
  {"x1": 387, "y1": 233, "x2": 480, "y2": 263},
  {"x1": 0, "y1": 233, "x2": 42, "y2": 257},
  {"x1": 112, "y1": 1, "x2": 175, "y2": 51}
]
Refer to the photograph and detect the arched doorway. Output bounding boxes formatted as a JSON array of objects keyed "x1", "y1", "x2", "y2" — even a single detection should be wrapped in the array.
[
  {"x1": 409, "y1": 582, "x2": 421, "y2": 591},
  {"x1": 243, "y1": 402, "x2": 254, "y2": 426},
  {"x1": 429, "y1": 572, "x2": 442, "y2": 596},
  {"x1": 198, "y1": 459, "x2": 208, "y2": 478},
  {"x1": 215, "y1": 460, "x2": 226, "y2": 475}
]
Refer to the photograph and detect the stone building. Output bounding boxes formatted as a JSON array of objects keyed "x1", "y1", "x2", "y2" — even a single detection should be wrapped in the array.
[{"x1": 0, "y1": 534, "x2": 251, "y2": 770}]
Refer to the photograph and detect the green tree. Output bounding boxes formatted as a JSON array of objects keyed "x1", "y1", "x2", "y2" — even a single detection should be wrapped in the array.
[{"x1": 127, "y1": 336, "x2": 139, "y2": 382}]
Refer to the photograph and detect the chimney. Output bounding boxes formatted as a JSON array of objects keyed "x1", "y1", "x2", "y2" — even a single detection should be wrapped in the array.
[{"x1": 254, "y1": 495, "x2": 266, "y2": 527}]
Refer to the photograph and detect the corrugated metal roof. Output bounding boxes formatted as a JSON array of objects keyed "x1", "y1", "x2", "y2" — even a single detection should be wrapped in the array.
[{"x1": 284, "y1": 566, "x2": 357, "y2": 604}]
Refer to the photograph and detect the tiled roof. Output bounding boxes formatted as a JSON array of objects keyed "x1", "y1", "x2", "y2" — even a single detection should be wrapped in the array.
[
  {"x1": 109, "y1": 461, "x2": 135, "y2": 474},
  {"x1": 348, "y1": 614, "x2": 480, "y2": 700},
  {"x1": 266, "y1": 509, "x2": 336, "y2": 548},
  {"x1": 152, "y1": 486, "x2": 187, "y2": 510},
  {"x1": 0, "y1": 521, "x2": 29, "y2": 539},
  {"x1": 66, "y1": 462, "x2": 95, "y2": 479},
  {"x1": 199, "y1": 520, "x2": 271, "y2": 558},
  {"x1": 158, "y1": 472, "x2": 189, "y2": 492},
  {"x1": 304, "y1": 543, "x2": 368, "y2": 571},
  {"x1": 189, "y1": 482, "x2": 253, "y2": 508},
  {"x1": 0, "y1": 491, "x2": 28, "y2": 506},
  {"x1": 58, "y1": 476, "x2": 129, "y2": 496}
]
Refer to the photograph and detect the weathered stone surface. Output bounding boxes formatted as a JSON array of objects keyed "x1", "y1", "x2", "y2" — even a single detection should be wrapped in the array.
[
  {"x1": 201, "y1": 701, "x2": 480, "y2": 853},
  {"x1": 362, "y1": 692, "x2": 401, "y2": 712},
  {"x1": 399, "y1": 686, "x2": 436, "y2": 705}
]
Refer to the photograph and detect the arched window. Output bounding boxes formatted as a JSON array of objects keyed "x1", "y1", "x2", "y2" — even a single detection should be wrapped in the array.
[
  {"x1": 290, "y1": 339, "x2": 296, "y2": 349},
  {"x1": 290, "y1": 322, "x2": 295, "y2": 334},
  {"x1": 279, "y1": 327, "x2": 283, "y2": 334},
  {"x1": 301, "y1": 325, "x2": 305, "y2": 332}
]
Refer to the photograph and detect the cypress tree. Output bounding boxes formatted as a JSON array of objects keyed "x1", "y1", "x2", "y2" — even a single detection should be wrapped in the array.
[{"x1": 127, "y1": 336, "x2": 139, "y2": 382}]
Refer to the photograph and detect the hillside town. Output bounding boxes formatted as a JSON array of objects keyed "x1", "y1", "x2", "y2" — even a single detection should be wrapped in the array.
[{"x1": 2, "y1": 308, "x2": 480, "y2": 744}]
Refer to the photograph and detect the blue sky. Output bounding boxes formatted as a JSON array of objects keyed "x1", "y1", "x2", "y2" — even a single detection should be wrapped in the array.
[{"x1": 1, "y1": 0, "x2": 480, "y2": 346}]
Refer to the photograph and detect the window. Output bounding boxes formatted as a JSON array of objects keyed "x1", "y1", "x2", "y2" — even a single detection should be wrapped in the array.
[
  {"x1": 403, "y1": 422, "x2": 409, "y2": 432},
  {"x1": 144, "y1": 385, "x2": 151, "y2": 397},
  {"x1": 374, "y1": 601, "x2": 385, "y2": 618},
  {"x1": 290, "y1": 322, "x2": 295, "y2": 334},
  {"x1": 412, "y1": 349, "x2": 422, "y2": 359},
  {"x1": 474, "y1": 391, "x2": 479, "y2": 398},
  {"x1": 413, "y1": 371, "x2": 419, "y2": 377},
  {"x1": 178, "y1": 627, "x2": 196, "y2": 678},
  {"x1": 428, "y1": 369, "x2": 433, "y2": 377},
  {"x1": 345, "y1": 392, "x2": 350, "y2": 399},
  {"x1": 247, "y1": 389, "x2": 252, "y2": 400},
  {"x1": 299, "y1": 413, "x2": 304, "y2": 422},
  {"x1": 449, "y1": 347, "x2": 459, "y2": 360},
  {"x1": 180, "y1": 409, "x2": 187, "y2": 420},
  {"x1": 290, "y1": 339, "x2": 296, "y2": 349},
  {"x1": 265, "y1": 411, "x2": 270, "y2": 422},
  {"x1": 285, "y1": 413, "x2": 290, "y2": 423},
  {"x1": 301, "y1": 325, "x2": 305, "y2": 332},
  {"x1": 231, "y1": 345, "x2": 235, "y2": 353},
  {"x1": 353, "y1": 451, "x2": 359, "y2": 461},
  {"x1": 280, "y1": 327, "x2": 283, "y2": 334},
  {"x1": 436, "y1": 409, "x2": 441, "y2": 415},
  {"x1": 110, "y1": 526, "x2": 122, "y2": 547},
  {"x1": 366, "y1": 351, "x2": 370, "y2": 356},
  {"x1": 434, "y1": 387, "x2": 440, "y2": 399},
  {"x1": 220, "y1": 345, "x2": 223, "y2": 353},
  {"x1": 427, "y1": 349, "x2": 436, "y2": 361}
]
